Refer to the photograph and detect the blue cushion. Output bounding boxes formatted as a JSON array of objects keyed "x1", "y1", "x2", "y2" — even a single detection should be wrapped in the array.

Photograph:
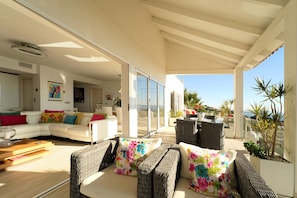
[{"x1": 64, "y1": 115, "x2": 77, "y2": 124}]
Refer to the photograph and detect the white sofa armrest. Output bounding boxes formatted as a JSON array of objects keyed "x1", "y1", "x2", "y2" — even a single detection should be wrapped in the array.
[{"x1": 89, "y1": 117, "x2": 118, "y2": 143}]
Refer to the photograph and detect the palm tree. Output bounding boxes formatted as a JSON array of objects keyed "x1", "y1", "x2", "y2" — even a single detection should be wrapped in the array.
[
  {"x1": 220, "y1": 99, "x2": 234, "y2": 127},
  {"x1": 184, "y1": 89, "x2": 203, "y2": 109}
]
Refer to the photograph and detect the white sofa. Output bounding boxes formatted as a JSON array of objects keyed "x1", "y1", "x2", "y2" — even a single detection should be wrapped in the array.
[{"x1": 6, "y1": 111, "x2": 118, "y2": 143}]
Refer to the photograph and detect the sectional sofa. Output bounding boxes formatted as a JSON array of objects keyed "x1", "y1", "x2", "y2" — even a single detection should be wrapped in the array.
[{"x1": 0, "y1": 110, "x2": 118, "y2": 143}]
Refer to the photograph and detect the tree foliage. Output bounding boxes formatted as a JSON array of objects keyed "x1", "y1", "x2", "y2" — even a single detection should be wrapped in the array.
[
  {"x1": 220, "y1": 99, "x2": 234, "y2": 117},
  {"x1": 184, "y1": 89, "x2": 203, "y2": 109},
  {"x1": 249, "y1": 77, "x2": 289, "y2": 157}
]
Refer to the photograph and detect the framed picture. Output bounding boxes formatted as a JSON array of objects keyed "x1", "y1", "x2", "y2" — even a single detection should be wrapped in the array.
[
  {"x1": 74, "y1": 88, "x2": 84, "y2": 103},
  {"x1": 105, "y1": 92, "x2": 113, "y2": 101},
  {"x1": 48, "y1": 81, "x2": 62, "y2": 101}
]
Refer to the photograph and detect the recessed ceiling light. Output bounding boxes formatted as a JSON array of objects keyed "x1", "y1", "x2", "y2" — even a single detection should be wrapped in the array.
[
  {"x1": 11, "y1": 42, "x2": 46, "y2": 58},
  {"x1": 65, "y1": 55, "x2": 109, "y2": 62}
]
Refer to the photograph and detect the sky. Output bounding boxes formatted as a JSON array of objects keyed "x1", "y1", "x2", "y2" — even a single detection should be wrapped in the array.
[{"x1": 179, "y1": 46, "x2": 284, "y2": 111}]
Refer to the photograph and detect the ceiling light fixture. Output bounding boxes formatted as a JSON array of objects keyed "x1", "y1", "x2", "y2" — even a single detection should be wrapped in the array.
[{"x1": 11, "y1": 42, "x2": 47, "y2": 58}]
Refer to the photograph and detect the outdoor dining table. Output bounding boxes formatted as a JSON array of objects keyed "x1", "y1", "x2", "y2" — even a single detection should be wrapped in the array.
[{"x1": 175, "y1": 118, "x2": 225, "y2": 150}]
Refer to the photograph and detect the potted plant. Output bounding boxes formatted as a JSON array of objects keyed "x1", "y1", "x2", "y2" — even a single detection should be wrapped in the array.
[
  {"x1": 168, "y1": 110, "x2": 183, "y2": 127},
  {"x1": 113, "y1": 97, "x2": 121, "y2": 107},
  {"x1": 244, "y1": 77, "x2": 293, "y2": 197}
]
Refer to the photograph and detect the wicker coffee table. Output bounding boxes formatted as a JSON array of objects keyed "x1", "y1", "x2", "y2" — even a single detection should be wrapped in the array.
[{"x1": 0, "y1": 138, "x2": 54, "y2": 170}]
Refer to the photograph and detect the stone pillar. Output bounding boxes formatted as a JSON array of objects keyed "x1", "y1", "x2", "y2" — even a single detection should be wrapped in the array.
[{"x1": 284, "y1": 0, "x2": 297, "y2": 195}]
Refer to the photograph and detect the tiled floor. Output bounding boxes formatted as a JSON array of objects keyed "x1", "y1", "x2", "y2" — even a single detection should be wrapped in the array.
[{"x1": 152, "y1": 126, "x2": 247, "y2": 152}]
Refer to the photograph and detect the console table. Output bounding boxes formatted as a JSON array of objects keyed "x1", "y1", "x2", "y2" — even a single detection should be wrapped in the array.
[{"x1": 0, "y1": 139, "x2": 53, "y2": 170}]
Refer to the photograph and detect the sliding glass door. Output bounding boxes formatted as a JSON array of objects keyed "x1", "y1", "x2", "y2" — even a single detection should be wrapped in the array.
[
  {"x1": 137, "y1": 72, "x2": 165, "y2": 137},
  {"x1": 159, "y1": 84, "x2": 165, "y2": 127},
  {"x1": 137, "y1": 73, "x2": 148, "y2": 136},
  {"x1": 150, "y1": 80, "x2": 158, "y2": 132}
]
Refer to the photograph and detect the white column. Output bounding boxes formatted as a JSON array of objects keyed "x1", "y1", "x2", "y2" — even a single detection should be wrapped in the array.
[
  {"x1": 233, "y1": 67, "x2": 244, "y2": 139},
  {"x1": 126, "y1": 64, "x2": 138, "y2": 138},
  {"x1": 284, "y1": 0, "x2": 297, "y2": 195}
]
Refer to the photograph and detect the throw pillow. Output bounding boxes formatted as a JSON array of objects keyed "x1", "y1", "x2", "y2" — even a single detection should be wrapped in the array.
[
  {"x1": 74, "y1": 112, "x2": 84, "y2": 124},
  {"x1": 90, "y1": 113, "x2": 106, "y2": 121},
  {"x1": 64, "y1": 115, "x2": 77, "y2": 124},
  {"x1": 0, "y1": 111, "x2": 21, "y2": 116},
  {"x1": 40, "y1": 112, "x2": 64, "y2": 123},
  {"x1": 184, "y1": 143, "x2": 236, "y2": 197},
  {"x1": 44, "y1": 109, "x2": 64, "y2": 113},
  {"x1": 179, "y1": 142, "x2": 237, "y2": 191},
  {"x1": 114, "y1": 137, "x2": 162, "y2": 176},
  {"x1": 0, "y1": 115, "x2": 27, "y2": 126}
]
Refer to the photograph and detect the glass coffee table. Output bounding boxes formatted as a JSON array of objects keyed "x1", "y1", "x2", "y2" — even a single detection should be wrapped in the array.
[
  {"x1": 0, "y1": 138, "x2": 54, "y2": 170},
  {"x1": 0, "y1": 126, "x2": 17, "y2": 147}
]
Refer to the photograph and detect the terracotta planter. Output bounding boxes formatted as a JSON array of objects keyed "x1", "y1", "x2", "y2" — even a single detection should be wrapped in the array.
[{"x1": 250, "y1": 155, "x2": 294, "y2": 197}]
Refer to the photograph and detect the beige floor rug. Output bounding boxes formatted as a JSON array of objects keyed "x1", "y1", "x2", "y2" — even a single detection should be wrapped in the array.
[{"x1": 0, "y1": 138, "x2": 88, "y2": 198}]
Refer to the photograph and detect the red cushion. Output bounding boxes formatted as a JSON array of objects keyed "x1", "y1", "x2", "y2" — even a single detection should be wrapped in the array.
[
  {"x1": 90, "y1": 114, "x2": 105, "y2": 121},
  {"x1": 0, "y1": 115, "x2": 27, "y2": 126},
  {"x1": 45, "y1": 109, "x2": 64, "y2": 113}
]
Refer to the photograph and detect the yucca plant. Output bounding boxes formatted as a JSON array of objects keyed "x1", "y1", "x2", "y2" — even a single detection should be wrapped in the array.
[{"x1": 248, "y1": 78, "x2": 289, "y2": 157}]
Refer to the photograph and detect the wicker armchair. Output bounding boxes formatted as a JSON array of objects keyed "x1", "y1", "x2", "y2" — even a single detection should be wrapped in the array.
[
  {"x1": 70, "y1": 138, "x2": 174, "y2": 198},
  {"x1": 153, "y1": 146, "x2": 277, "y2": 198},
  {"x1": 199, "y1": 121, "x2": 224, "y2": 150},
  {"x1": 175, "y1": 119, "x2": 199, "y2": 146}
]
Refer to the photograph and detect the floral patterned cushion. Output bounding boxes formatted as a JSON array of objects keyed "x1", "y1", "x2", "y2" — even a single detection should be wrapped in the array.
[
  {"x1": 114, "y1": 137, "x2": 162, "y2": 176},
  {"x1": 40, "y1": 112, "x2": 64, "y2": 123},
  {"x1": 187, "y1": 145, "x2": 236, "y2": 197}
]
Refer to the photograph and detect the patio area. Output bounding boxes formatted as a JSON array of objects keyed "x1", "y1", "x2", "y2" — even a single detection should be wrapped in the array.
[{"x1": 152, "y1": 125, "x2": 247, "y2": 152}]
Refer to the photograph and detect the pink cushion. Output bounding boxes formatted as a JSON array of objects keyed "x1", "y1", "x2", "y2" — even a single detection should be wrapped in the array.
[
  {"x1": 0, "y1": 115, "x2": 27, "y2": 126},
  {"x1": 44, "y1": 109, "x2": 64, "y2": 113},
  {"x1": 90, "y1": 114, "x2": 106, "y2": 121}
]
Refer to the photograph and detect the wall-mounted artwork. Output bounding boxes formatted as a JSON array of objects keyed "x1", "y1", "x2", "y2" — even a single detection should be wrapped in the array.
[
  {"x1": 74, "y1": 88, "x2": 84, "y2": 103},
  {"x1": 48, "y1": 81, "x2": 62, "y2": 101},
  {"x1": 105, "y1": 92, "x2": 113, "y2": 101}
]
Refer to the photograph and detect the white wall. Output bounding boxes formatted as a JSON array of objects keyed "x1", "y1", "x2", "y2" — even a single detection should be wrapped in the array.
[
  {"x1": 101, "y1": 81, "x2": 121, "y2": 107},
  {"x1": 39, "y1": 65, "x2": 73, "y2": 111},
  {"x1": 0, "y1": 73, "x2": 19, "y2": 111},
  {"x1": 165, "y1": 75, "x2": 184, "y2": 125}
]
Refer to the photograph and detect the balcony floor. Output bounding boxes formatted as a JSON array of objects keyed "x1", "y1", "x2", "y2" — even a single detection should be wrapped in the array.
[{"x1": 152, "y1": 126, "x2": 246, "y2": 152}]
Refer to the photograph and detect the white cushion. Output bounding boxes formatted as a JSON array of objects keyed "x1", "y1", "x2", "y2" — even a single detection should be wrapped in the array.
[
  {"x1": 179, "y1": 142, "x2": 237, "y2": 181},
  {"x1": 49, "y1": 123, "x2": 74, "y2": 133},
  {"x1": 21, "y1": 111, "x2": 42, "y2": 124},
  {"x1": 80, "y1": 165, "x2": 137, "y2": 198},
  {"x1": 113, "y1": 137, "x2": 162, "y2": 176},
  {"x1": 173, "y1": 178, "x2": 240, "y2": 198},
  {"x1": 173, "y1": 177, "x2": 210, "y2": 198},
  {"x1": 80, "y1": 117, "x2": 91, "y2": 126}
]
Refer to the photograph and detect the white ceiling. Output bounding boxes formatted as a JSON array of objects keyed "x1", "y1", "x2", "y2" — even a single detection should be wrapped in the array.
[
  {"x1": 0, "y1": 0, "x2": 288, "y2": 79},
  {"x1": 142, "y1": 0, "x2": 286, "y2": 73},
  {"x1": 0, "y1": 1, "x2": 122, "y2": 81}
]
